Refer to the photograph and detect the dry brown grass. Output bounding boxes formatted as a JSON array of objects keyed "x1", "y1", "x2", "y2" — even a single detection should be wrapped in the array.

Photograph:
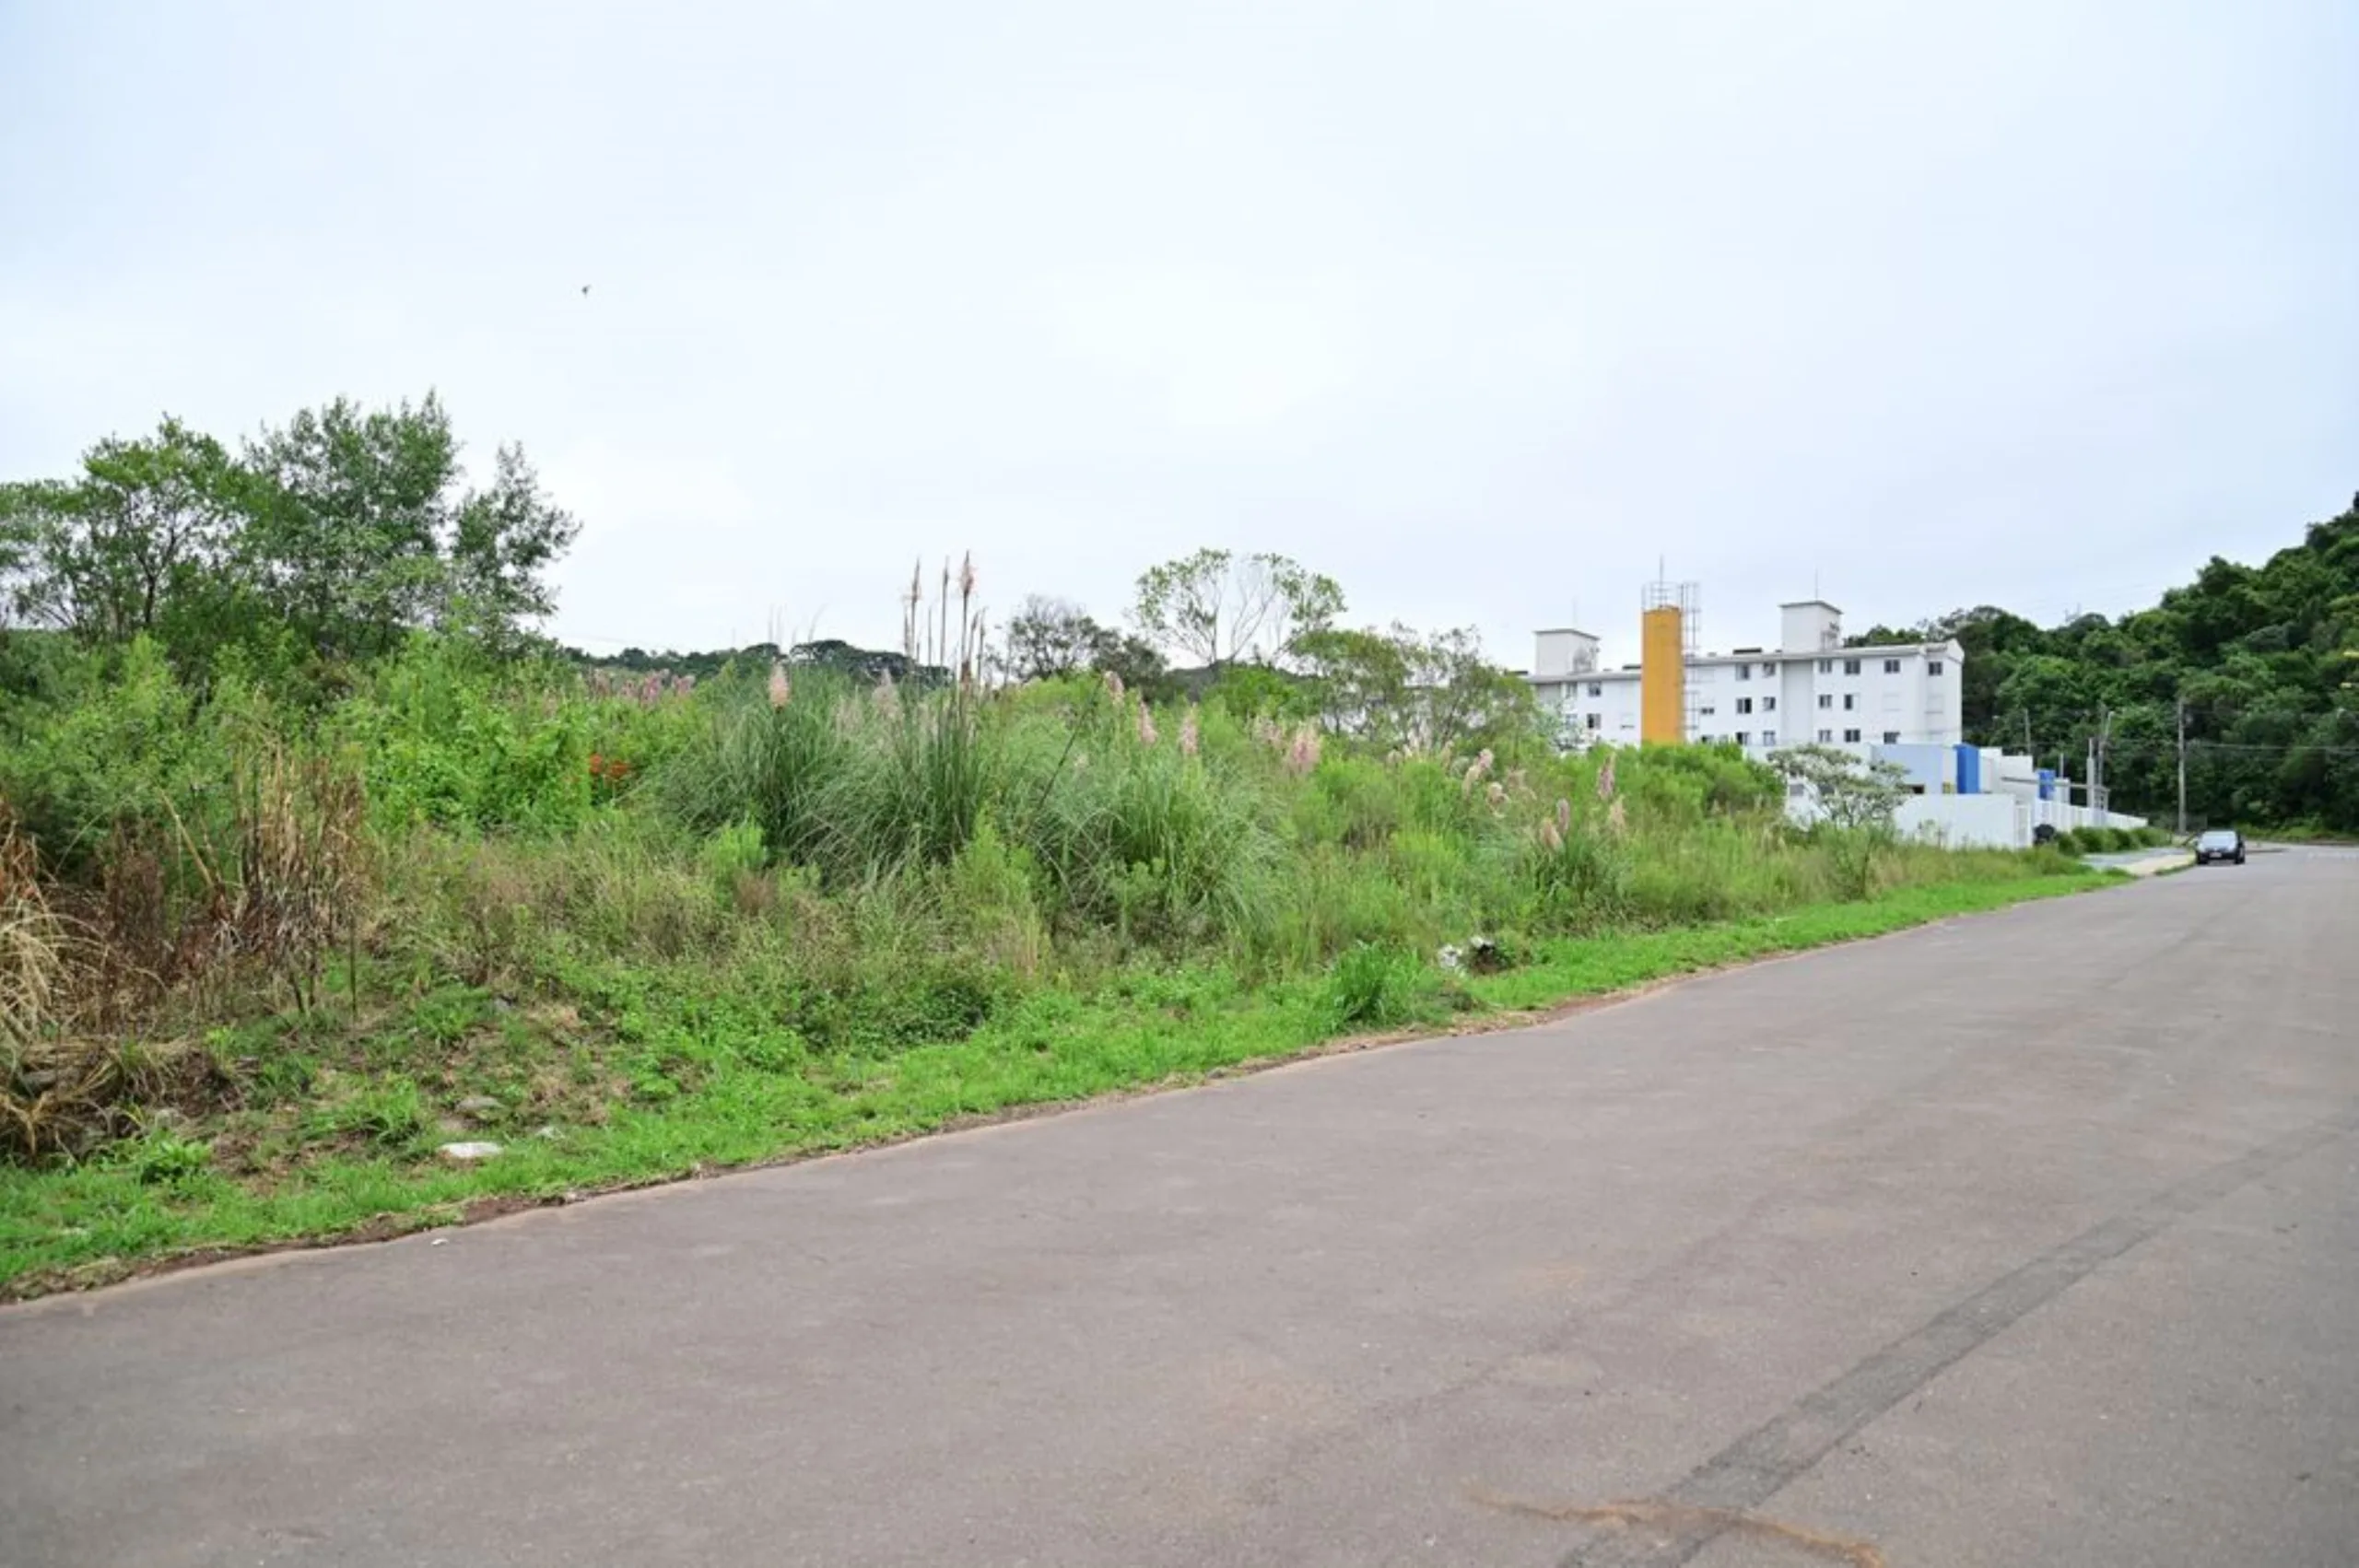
[
  {"x1": 0, "y1": 812, "x2": 65, "y2": 1054},
  {"x1": 157, "y1": 749, "x2": 371, "y2": 1012},
  {"x1": 0, "y1": 812, "x2": 135, "y2": 1160},
  {"x1": 226, "y1": 751, "x2": 370, "y2": 1013},
  {"x1": 0, "y1": 753, "x2": 373, "y2": 1162}
]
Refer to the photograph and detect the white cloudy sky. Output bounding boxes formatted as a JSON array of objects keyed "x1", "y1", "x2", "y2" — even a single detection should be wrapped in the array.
[{"x1": 3, "y1": 1, "x2": 2353, "y2": 667}]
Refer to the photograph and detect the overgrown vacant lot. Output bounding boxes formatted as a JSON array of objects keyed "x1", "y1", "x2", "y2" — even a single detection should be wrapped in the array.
[
  {"x1": 1, "y1": 628, "x2": 2101, "y2": 1295},
  {"x1": 0, "y1": 396, "x2": 2110, "y2": 1296}
]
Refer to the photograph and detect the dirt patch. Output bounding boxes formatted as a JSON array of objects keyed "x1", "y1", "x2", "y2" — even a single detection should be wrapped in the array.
[{"x1": 1470, "y1": 1486, "x2": 1885, "y2": 1567}]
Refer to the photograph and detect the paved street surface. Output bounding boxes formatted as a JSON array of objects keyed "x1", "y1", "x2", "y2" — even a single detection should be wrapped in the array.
[{"x1": 6, "y1": 852, "x2": 2356, "y2": 1567}]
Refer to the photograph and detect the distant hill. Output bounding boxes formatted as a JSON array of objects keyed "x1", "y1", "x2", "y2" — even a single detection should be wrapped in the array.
[{"x1": 565, "y1": 638, "x2": 948, "y2": 687}]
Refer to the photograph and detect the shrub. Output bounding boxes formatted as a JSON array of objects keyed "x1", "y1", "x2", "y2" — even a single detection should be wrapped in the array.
[
  {"x1": 656, "y1": 671, "x2": 858, "y2": 870},
  {"x1": 1325, "y1": 942, "x2": 1425, "y2": 1030},
  {"x1": 1522, "y1": 816, "x2": 1634, "y2": 929},
  {"x1": 1003, "y1": 708, "x2": 1280, "y2": 948},
  {"x1": 0, "y1": 638, "x2": 252, "y2": 872},
  {"x1": 334, "y1": 638, "x2": 597, "y2": 835}
]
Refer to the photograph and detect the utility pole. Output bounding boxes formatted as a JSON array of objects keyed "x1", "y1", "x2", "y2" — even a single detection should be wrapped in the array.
[
  {"x1": 2176, "y1": 695, "x2": 2188, "y2": 835},
  {"x1": 2098, "y1": 708, "x2": 2113, "y2": 819}
]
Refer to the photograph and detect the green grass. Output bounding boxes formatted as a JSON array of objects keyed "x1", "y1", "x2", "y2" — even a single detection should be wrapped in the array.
[{"x1": 0, "y1": 869, "x2": 2108, "y2": 1297}]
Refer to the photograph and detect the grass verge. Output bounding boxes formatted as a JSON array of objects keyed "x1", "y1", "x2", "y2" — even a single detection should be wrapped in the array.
[{"x1": 0, "y1": 870, "x2": 2109, "y2": 1300}]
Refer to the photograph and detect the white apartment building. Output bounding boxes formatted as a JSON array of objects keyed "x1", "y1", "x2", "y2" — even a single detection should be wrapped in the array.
[{"x1": 1529, "y1": 600, "x2": 1965, "y2": 761}]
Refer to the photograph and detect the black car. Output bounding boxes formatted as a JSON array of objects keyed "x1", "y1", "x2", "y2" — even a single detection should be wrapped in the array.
[{"x1": 2193, "y1": 828, "x2": 2246, "y2": 865}]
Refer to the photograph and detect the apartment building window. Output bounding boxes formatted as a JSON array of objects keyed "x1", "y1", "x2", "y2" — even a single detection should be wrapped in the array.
[
  {"x1": 1735, "y1": 731, "x2": 1752, "y2": 746},
  {"x1": 1817, "y1": 728, "x2": 1834, "y2": 743},
  {"x1": 1736, "y1": 697, "x2": 1754, "y2": 715},
  {"x1": 1927, "y1": 661, "x2": 1944, "y2": 676},
  {"x1": 1588, "y1": 682, "x2": 1603, "y2": 696},
  {"x1": 1843, "y1": 658, "x2": 1862, "y2": 675},
  {"x1": 1762, "y1": 730, "x2": 1778, "y2": 746},
  {"x1": 1760, "y1": 661, "x2": 1778, "y2": 678},
  {"x1": 1699, "y1": 704, "x2": 1716, "y2": 716},
  {"x1": 1585, "y1": 714, "x2": 1601, "y2": 731},
  {"x1": 1817, "y1": 694, "x2": 1833, "y2": 709},
  {"x1": 1843, "y1": 728, "x2": 1862, "y2": 743},
  {"x1": 1883, "y1": 658, "x2": 1901, "y2": 674},
  {"x1": 1882, "y1": 731, "x2": 1900, "y2": 744},
  {"x1": 1843, "y1": 693, "x2": 1856, "y2": 710},
  {"x1": 1762, "y1": 696, "x2": 1777, "y2": 711},
  {"x1": 1736, "y1": 665, "x2": 1752, "y2": 681},
  {"x1": 1817, "y1": 659, "x2": 1834, "y2": 674}
]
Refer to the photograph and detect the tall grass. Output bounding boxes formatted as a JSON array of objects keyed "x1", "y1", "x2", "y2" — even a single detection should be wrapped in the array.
[
  {"x1": 0, "y1": 624, "x2": 2088, "y2": 1175},
  {"x1": 0, "y1": 815, "x2": 66, "y2": 1056}
]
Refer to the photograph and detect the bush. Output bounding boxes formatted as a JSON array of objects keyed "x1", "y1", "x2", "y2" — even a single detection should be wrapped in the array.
[
  {"x1": 1325, "y1": 942, "x2": 1426, "y2": 1030},
  {"x1": 334, "y1": 638, "x2": 600, "y2": 835},
  {"x1": 1001, "y1": 700, "x2": 1280, "y2": 947},
  {"x1": 0, "y1": 638, "x2": 253, "y2": 872}
]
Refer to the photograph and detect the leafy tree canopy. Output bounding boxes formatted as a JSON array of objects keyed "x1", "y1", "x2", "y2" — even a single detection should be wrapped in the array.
[
  {"x1": 1940, "y1": 493, "x2": 2359, "y2": 830},
  {"x1": 1, "y1": 395, "x2": 577, "y2": 678}
]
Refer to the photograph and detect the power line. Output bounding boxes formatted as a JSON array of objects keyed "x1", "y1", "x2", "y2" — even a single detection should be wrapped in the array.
[{"x1": 2032, "y1": 740, "x2": 2359, "y2": 758}]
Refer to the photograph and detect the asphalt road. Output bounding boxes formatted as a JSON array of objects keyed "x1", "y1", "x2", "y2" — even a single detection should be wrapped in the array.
[{"x1": 6, "y1": 852, "x2": 2356, "y2": 1568}]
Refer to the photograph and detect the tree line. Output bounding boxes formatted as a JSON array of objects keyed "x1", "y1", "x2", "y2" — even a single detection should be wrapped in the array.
[
  {"x1": 1851, "y1": 493, "x2": 2359, "y2": 830},
  {"x1": 579, "y1": 545, "x2": 1545, "y2": 759},
  {"x1": 1, "y1": 394, "x2": 577, "y2": 685}
]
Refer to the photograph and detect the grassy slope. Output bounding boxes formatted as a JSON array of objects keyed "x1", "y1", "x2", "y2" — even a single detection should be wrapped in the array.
[{"x1": 0, "y1": 871, "x2": 2107, "y2": 1297}]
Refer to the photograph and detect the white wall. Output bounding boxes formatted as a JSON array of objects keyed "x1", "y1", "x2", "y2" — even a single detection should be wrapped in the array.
[
  {"x1": 1787, "y1": 791, "x2": 2148, "y2": 848},
  {"x1": 1897, "y1": 793, "x2": 2022, "y2": 848},
  {"x1": 1874, "y1": 742, "x2": 1957, "y2": 794},
  {"x1": 1780, "y1": 602, "x2": 1843, "y2": 654},
  {"x1": 1532, "y1": 629, "x2": 1600, "y2": 680}
]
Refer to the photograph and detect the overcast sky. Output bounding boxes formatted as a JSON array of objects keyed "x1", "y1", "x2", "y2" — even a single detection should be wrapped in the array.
[{"x1": 4, "y1": 1, "x2": 2353, "y2": 667}]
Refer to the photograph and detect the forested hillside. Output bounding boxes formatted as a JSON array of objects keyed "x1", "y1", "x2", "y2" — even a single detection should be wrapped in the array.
[{"x1": 1861, "y1": 495, "x2": 2359, "y2": 832}]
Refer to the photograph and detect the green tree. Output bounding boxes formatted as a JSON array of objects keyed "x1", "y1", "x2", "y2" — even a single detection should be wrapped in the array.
[
  {"x1": 445, "y1": 443, "x2": 581, "y2": 651},
  {"x1": 1770, "y1": 743, "x2": 1910, "y2": 833},
  {"x1": 1131, "y1": 548, "x2": 1343, "y2": 669},
  {"x1": 0, "y1": 418, "x2": 250, "y2": 657},
  {"x1": 1771, "y1": 743, "x2": 1910, "y2": 895},
  {"x1": 1294, "y1": 625, "x2": 1409, "y2": 739},
  {"x1": 242, "y1": 393, "x2": 576, "y2": 662},
  {"x1": 1296, "y1": 622, "x2": 1542, "y2": 755},
  {"x1": 1003, "y1": 595, "x2": 1112, "y2": 682},
  {"x1": 241, "y1": 395, "x2": 460, "y2": 661},
  {"x1": 4, "y1": 396, "x2": 579, "y2": 674},
  {"x1": 1090, "y1": 628, "x2": 1180, "y2": 704}
]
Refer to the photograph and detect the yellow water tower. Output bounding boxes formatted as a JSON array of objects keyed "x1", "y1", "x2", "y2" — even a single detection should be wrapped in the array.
[{"x1": 1638, "y1": 579, "x2": 1699, "y2": 745}]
